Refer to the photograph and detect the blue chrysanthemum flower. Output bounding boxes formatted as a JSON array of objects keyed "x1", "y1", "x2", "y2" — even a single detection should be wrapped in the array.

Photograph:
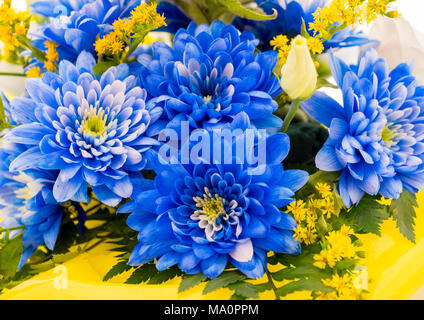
[
  {"x1": 29, "y1": 0, "x2": 141, "y2": 63},
  {"x1": 233, "y1": 0, "x2": 372, "y2": 52},
  {"x1": 302, "y1": 49, "x2": 424, "y2": 207},
  {"x1": 119, "y1": 113, "x2": 308, "y2": 279},
  {"x1": 138, "y1": 21, "x2": 283, "y2": 135},
  {"x1": 0, "y1": 140, "x2": 65, "y2": 269},
  {"x1": 5, "y1": 51, "x2": 161, "y2": 207}
]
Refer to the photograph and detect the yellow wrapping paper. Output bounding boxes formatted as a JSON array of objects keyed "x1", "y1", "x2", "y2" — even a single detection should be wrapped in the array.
[{"x1": 0, "y1": 191, "x2": 423, "y2": 300}]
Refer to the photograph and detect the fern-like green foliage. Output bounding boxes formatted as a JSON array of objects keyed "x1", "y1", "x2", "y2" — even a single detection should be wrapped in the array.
[{"x1": 390, "y1": 190, "x2": 418, "y2": 243}]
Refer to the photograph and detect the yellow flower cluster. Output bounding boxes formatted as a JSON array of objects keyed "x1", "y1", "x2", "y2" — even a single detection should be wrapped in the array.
[
  {"x1": 44, "y1": 40, "x2": 59, "y2": 72},
  {"x1": 317, "y1": 274, "x2": 362, "y2": 300},
  {"x1": 0, "y1": 0, "x2": 31, "y2": 61},
  {"x1": 309, "y1": 0, "x2": 400, "y2": 39},
  {"x1": 286, "y1": 183, "x2": 339, "y2": 245},
  {"x1": 313, "y1": 225, "x2": 358, "y2": 269},
  {"x1": 95, "y1": 2, "x2": 166, "y2": 57},
  {"x1": 25, "y1": 66, "x2": 42, "y2": 78}
]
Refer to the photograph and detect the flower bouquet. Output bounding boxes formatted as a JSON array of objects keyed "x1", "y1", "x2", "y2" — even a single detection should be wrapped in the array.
[{"x1": 0, "y1": 0, "x2": 422, "y2": 301}]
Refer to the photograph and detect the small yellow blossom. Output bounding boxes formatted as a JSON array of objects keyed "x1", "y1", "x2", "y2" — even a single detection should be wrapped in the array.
[
  {"x1": 43, "y1": 41, "x2": 59, "y2": 72},
  {"x1": 270, "y1": 34, "x2": 289, "y2": 51},
  {"x1": 315, "y1": 182, "x2": 332, "y2": 197},
  {"x1": 286, "y1": 200, "x2": 307, "y2": 222},
  {"x1": 25, "y1": 66, "x2": 42, "y2": 78},
  {"x1": 320, "y1": 273, "x2": 363, "y2": 300},
  {"x1": 307, "y1": 37, "x2": 324, "y2": 55}
]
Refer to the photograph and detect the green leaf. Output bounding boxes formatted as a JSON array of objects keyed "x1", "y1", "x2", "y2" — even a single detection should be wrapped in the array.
[
  {"x1": 103, "y1": 261, "x2": 132, "y2": 281},
  {"x1": 230, "y1": 293, "x2": 246, "y2": 300},
  {"x1": 215, "y1": 0, "x2": 277, "y2": 21},
  {"x1": 0, "y1": 236, "x2": 23, "y2": 279},
  {"x1": 148, "y1": 268, "x2": 182, "y2": 285},
  {"x1": 52, "y1": 250, "x2": 81, "y2": 264},
  {"x1": 29, "y1": 260, "x2": 56, "y2": 274},
  {"x1": 93, "y1": 61, "x2": 117, "y2": 77},
  {"x1": 334, "y1": 258, "x2": 359, "y2": 271},
  {"x1": 179, "y1": 273, "x2": 207, "y2": 293},
  {"x1": 125, "y1": 264, "x2": 158, "y2": 284},
  {"x1": 255, "y1": 283, "x2": 272, "y2": 293},
  {"x1": 228, "y1": 281, "x2": 259, "y2": 299},
  {"x1": 271, "y1": 265, "x2": 328, "y2": 281},
  {"x1": 277, "y1": 278, "x2": 331, "y2": 297},
  {"x1": 349, "y1": 197, "x2": 390, "y2": 236},
  {"x1": 203, "y1": 271, "x2": 247, "y2": 295},
  {"x1": 53, "y1": 220, "x2": 79, "y2": 254},
  {"x1": 0, "y1": 96, "x2": 12, "y2": 130},
  {"x1": 390, "y1": 190, "x2": 418, "y2": 243}
]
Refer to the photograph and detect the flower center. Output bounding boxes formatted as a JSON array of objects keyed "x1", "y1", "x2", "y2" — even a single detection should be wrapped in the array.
[
  {"x1": 80, "y1": 106, "x2": 107, "y2": 137},
  {"x1": 381, "y1": 123, "x2": 398, "y2": 147},
  {"x1": 203, "y1": 95, "x2": 213, "y2": 104},
  {"x1": 194, "y1": 188, "x2": 226, "y2": 221}
]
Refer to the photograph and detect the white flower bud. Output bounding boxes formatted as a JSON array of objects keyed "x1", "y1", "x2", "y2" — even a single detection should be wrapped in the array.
[{"x1": 280, "y1": 36, "x2": 318, "y2": 101}]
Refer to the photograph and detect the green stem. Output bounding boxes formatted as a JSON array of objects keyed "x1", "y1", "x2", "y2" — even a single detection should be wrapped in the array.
[
  {"x1": 281, "y1": 99, "x2": 301, "y2": 133},
  {"x1": 19, "y1": 37, "x2": 47, "y2": 62},
  {"x1": 0, "y1": 226, "x2": 25, "y2": 233},
  {"x1": 121, "y1": 32, "x2": 148, "y2": 63},
  {"x1": 266, "y1": 270, "x2": 280, "y2": 301},
  {"x1": 0, "y1": 72, "x2": 26, "y2": 77}
]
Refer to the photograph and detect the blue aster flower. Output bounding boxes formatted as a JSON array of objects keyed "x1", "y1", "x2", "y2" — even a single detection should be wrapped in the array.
[
  {"x1": 29, "y1": 0, "x2": 141, "y2": 63},
  {"x1": 119, "y1": 113, "x2": 308, "y2": 279},
  {"x1": 138, "y1": 21, "x2": 283, "y2": 135},
  {"x1": 0, "y1": 140, "x2": 65, "y2": 269},
  {"x1": 5, "y1": 51, "x2": 161, "y2": 207},
  {"x1": 302, "y1": 49, "x2": 424, "y2": 207},
  {"x1": 233, "y1": 0, "x2": 372, "y2": 52}
]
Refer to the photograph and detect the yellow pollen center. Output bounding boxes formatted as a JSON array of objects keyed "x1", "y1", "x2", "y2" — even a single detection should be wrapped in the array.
[
  {"x1": 194, "y1": 188, "x2": 226, "y2": 221},
  {"x1": 381, "y1": 125, "x2": 398, "y2": 147},
  {"x1": 82, "y1": 114, "x2": 107, "y2": 137}
]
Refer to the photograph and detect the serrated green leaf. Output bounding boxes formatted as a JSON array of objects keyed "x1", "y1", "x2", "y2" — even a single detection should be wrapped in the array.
[
  {"x1": 203, "y1": 271, "x2": 247, "y2": 295},
  {"x1": 215, "y1": 0, "x2": 277, "y2": 21},
  {"x1": 52, "y1": 250, "x2": 81, "y2": 264},
  {"x1": 103, "y1": 261, "x2": 132, "y2": 281},
  {"x1": 271, "y1": 265, "x2": 329, "y2": 281},
  {"x1": 148, "y1": 268, "x2": 182, "y2": 285},
  {"x1": 125, "y1": 264, "x2": 158, "y2": 284},
  {"x1": 255, "y1": 283, "x2": 272, "y2": 293},
  {"x1": 230, "y1": 293, "x2": 246, "y2": 300},
  {"x1": 29, "y1": 260, "x2": 56, "y2": 274},
  {"x1": 179, "y1": 273, "x2": 207, "y2": 293},
  {"x1": 390, "y1": 190, "x2": 417, "y2": 243},
  {"x1": 334, "y1": 258, "x2": 359, "y2": 271},
  {"x1": 228, "y1": 281, "x2": 259, "y2": 299},
  {"x1": 349, "y1": 197, "x2": 390, "y2": 236},
  {"x1": 277, "y1": 278, "x2": 330, "y2": 297}
]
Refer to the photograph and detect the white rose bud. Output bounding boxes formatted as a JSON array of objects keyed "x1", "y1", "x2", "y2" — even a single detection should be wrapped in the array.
[{"x1": 280, "y1": 35, "x2": 317, "y2": 101}]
